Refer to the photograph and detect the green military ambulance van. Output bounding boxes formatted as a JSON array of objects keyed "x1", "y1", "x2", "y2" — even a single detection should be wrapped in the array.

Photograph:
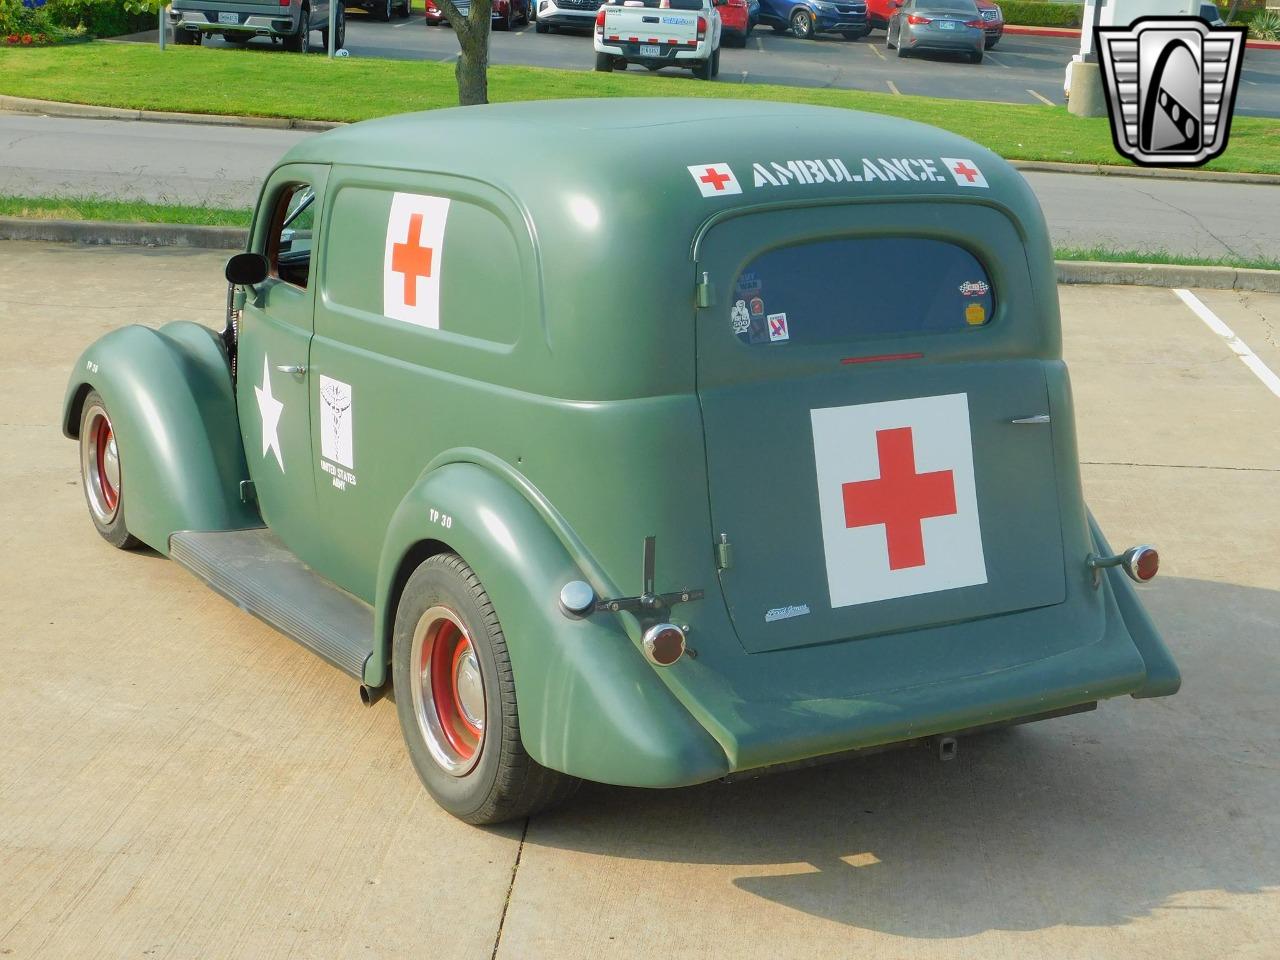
[{"x1": 64, "y1": 100, "x2": 1179, "y2": 824}]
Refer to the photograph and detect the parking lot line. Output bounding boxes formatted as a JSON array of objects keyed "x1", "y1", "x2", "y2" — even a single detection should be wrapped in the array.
[
  {"x1": 755, "y1": 36, "x2": 764, "y2": 52},
  {"x1": 985, "y1": 51, "x2": 1010, "y2": 68},
  {"x1": 886, "y1": 79, "x2": 901, "y2": 95},
  {"x1": 1027, "y1": 88, "x2": 1055, "y2": 105},
  {"x1": 1174, "y1": 288, "x2": 1280, "y2": 400},
  {"x1": 867, "y1": 42, "x2": 885, "y2": 60}
]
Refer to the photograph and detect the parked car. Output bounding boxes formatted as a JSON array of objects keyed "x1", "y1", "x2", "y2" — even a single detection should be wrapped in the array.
[
  {"x1": 720, "y1": 0, "x2": 753, "y2": 45},
  {"x1": 594, "y1": 0, "x2": 723, "y2": 78},
  {"x1": 534, "y1": 0, "x2": 603, "y2": 32},
  {"x1": 426, "y1": 0, "x2": 530, "y2": 28},
  {"x1": 64, "y1": 99, "x2": 1179, "y2": 826},
  {"x1": 757, "y1": 0, "x2": 868, "y2": 40},
  {"x1": 170, "y1": 0, "x2": 342, "y2": 51},
  {"x1": 976, "y1": 0, "x2": 1001, "y2": 47},
  {"x1": 1199, "y1": 1, "x2": 1225, "y2": 27},
  {"x1": 348, "y1": 0, "x2": 411, "y2": 21},
  {"x1": 886, "y1": 0, "x2": 985, "y2": 62}
]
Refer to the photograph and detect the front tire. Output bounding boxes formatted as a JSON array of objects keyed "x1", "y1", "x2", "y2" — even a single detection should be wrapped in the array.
[
  {"x1": 535, "y1": 18, "x2": 549, "y2": 32},
  {"x1": 790, "y1": 8, "x2": 814, "y2": 39},
  {"x1": 78, "y1": 391, "x2": 142, "y2": 550},
  {"x1": 392, "y1": 554, "x2": 579, "y2": 824}
]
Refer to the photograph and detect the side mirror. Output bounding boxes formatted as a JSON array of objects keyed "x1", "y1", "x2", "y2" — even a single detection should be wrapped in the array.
[{"x1": 225, "y1": 252, "x2": 269, "y2": 286}]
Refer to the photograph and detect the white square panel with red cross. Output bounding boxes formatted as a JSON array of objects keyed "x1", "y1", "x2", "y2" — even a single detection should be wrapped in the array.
[
  {"x1": 811, "y1": 393, "x2": 988, "y2": 608},
  {"x1": 939, "y1": 157, "x2": 989, "y2": 188},
  {"x1": 687, "y1": 163, "x2": 742, "y2": 197},
  {"x1": 383, "y1": 192, "x2": 451, "y2": 329}
]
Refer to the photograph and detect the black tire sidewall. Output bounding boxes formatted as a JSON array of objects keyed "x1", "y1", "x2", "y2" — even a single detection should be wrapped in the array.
[
  {"x1": 392, "y1": 556, "x2": 512, "y2": 821},
  {"x1": 79, "y1": 390, "x2": 136, "y2": 550}
]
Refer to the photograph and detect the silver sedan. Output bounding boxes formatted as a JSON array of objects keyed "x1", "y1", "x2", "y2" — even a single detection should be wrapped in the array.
[{"x1": 886, "y1": 0, "x2": 986, "y2": 63}]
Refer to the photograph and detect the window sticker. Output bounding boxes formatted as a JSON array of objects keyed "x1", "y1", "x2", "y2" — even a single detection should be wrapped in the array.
[
  {"x1": 767, "y1": 313, "x2": 790, "y2": 343},
  {"x1": 959, "y1": 280, "x2": 990, "y2": 297},
  {"x1": 730, "y1": 300, "x2": 752, "y2": 334},
  {"x1": 965, "y1": 304, "x2": 987, "y2": 326}
]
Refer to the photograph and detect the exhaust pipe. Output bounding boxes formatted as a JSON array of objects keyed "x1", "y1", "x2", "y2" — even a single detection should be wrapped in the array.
[{"x1": 359, "y1": 683, "x2": 387, "y2": 707}]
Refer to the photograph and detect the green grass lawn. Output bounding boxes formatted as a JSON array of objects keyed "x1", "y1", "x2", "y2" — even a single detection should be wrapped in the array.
[{"x1": 1, "y1": 43, "x2": 1278, "y2": 174}]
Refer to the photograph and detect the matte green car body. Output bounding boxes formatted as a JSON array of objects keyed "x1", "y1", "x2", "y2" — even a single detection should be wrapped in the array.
[{"x1": 63, "y1": 99, "x2": 1179, "y2": 790}]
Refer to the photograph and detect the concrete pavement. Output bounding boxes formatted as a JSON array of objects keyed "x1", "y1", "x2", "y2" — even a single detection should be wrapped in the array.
[
  {"x1": 1, "y1": 112, "x2": 1278, "y2": 259},
  {"x1": 1, "y1": 240, "x2": 1278, "y2": 958}
]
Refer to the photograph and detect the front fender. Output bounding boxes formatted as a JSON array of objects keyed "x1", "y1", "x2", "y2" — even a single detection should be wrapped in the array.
[
  {"x1": 63, "y1": 323, "x2": 260, "y2": 552},
  {"x1": 371, "y1": 457, "x2": 729, "y2": 788}
]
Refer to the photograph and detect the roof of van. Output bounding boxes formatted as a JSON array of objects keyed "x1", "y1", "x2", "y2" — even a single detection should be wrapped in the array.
[{"x1": 281, "y1": 98, "x2": 1035, "y2": 216}]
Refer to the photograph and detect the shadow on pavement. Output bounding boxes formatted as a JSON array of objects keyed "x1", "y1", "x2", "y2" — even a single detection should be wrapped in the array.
[{"x1": 525, "y1": 575, "x2": 1278, "y2": 937}]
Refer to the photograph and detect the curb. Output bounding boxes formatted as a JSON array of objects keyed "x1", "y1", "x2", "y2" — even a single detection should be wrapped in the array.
[
  {"x1": 1012, "y1": 160, "x2": 1280, "y2": 186},
  {"x1": 1002, "y1": 23, "x2": 1280, "y2": 50},
  {"x1": 0, "y1": 217, "x2": 247, "y2": 249},
  {"x1": 1055, "y1": 259, "x2": 1280, "y2": 294},
  {"x1": 0, "y1": 95, "x2": 344, "y2": 132},
  {"x1": 1, "y1": 94, "x2": 1277, "y2": 186},
  {"x1": 1, "y1": 218, "x2": 1277, "y2": 292}
]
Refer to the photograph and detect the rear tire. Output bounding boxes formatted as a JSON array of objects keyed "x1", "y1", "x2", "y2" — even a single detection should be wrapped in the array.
[
  {"x1": 971, "y1": 47, "x2": 983, "y2": 63},
  {"x1": 398, "y1": 0, "x2": 412, "y2": 17},
  {"x1": 320, "y1": 4, "x2": 345, "y2": 49},
  {"x1": 711, "y1": 45, "x2": 720, "y2": 76},
  {"x1": 594, "y1": 51, "x2": 614, "y2": 71},
  {"x1": 376, "y1": 0, "x2": 393, "y2": 21},
  {"x1": 692, "y1": 55, "x2": 711, "y2": 79},
  {"x1": 78, "y1": 391, "x2": 142, "y2": 551},
  {"x1": 172, "y1": 27, "x2": 200, "y2": 44},
  {"x1": 285, "y1": 8, "x2": 311, "y2": 51},
  {"x1": 885, "y1": 24, "x2": 894, "y2": 48},
  {"x1": 392, "y1": 553, "x2": 580, "y2": 825},
  {"x1": 985, "y1": 36, "x2": 997, "y2": 48}
]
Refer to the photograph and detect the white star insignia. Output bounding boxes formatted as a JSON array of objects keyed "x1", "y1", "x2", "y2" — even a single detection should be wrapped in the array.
[{"x1": 255, "y1": 354, "x2": 285, "y2": 472}]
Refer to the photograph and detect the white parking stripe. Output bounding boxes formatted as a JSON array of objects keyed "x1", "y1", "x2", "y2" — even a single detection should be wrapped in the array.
[
  {"x1": 1174, "y1": 288, "x2": 1280, "y2": 400},
  {"x1": 868, "y1": 42, "x2": 885, "y2": 60},
  {"x1": 886, "y1": 80, "x2": 901, "y2": 95},
  {"x1": 755, "y1": 36, "x2": 764, "y2": 52},
  {"x1": 985, "y1": 52, "x2": 1009, "y2": 68},
  {"x1": 1027, "y1": 88, "x2": 1054, "y2": 105}
]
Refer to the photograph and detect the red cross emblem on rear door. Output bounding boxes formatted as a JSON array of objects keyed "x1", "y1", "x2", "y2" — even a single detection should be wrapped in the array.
[
  {"x1": 841, "y1": 427, "x2": 958, "y2": 570},
  {"x1": 391, "y1": 213, "x2": 434, "y2": 307}
]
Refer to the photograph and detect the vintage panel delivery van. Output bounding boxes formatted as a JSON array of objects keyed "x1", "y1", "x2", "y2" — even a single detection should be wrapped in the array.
[{"x1": 64, "y1": 99, "x2": 1179, "y2": 824}]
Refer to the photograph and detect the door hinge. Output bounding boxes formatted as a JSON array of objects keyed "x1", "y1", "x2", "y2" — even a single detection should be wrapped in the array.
[
  {"x1": 716, "y1": 533, "x2": 733, "y2": 571},
  {"x1": 695, "y1": 271, "x2": 713, "y2": 309},
  {"x1": 239, "y1": 480, "x2": 256, "y2": 503}
]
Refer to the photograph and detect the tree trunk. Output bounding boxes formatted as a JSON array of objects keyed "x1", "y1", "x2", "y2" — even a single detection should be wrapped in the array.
[{"x1": 438, "y1": 0, "x2": 493, "y2": 106}]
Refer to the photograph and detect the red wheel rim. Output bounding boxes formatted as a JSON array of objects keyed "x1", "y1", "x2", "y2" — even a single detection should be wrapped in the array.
[
  {"x1": 411, "y1": 607, "x2": 486, "y2": 776},
  {"x1": 81, "y1": 404, "x2": 122, "y2": 525},
  {"x1": 94, "y1": 417, "x2": 119, "y2": 511}
]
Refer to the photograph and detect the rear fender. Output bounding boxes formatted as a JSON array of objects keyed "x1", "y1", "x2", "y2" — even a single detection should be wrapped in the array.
[
  {"x1": 370, "y1": 454, "x2": 729, "y2": 787},
  {"x1": 1088, "y1": 511, "x2": 1181, "y2": 699},
  {"x1": 63, "y1": 323, "x2": 260, "y2": 552}
]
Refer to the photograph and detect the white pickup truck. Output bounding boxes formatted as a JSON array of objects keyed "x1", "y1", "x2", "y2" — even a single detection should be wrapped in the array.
[{"x1": 594, "y1": 0, "x2": 724, "y2": 80}]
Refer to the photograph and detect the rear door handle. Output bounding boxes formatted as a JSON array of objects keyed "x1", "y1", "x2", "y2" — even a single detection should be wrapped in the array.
[
  {"x1": 275, "y1": 364, "x2": 307, "y2": 378},
  {"x1": 1010, "y1": 414, "x2": 1051, "y2": 424}
]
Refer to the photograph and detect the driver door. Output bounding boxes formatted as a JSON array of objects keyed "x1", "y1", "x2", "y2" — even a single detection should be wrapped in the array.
[{"x1": 236, "y1": 163, "x2": 329, "y2": 561}]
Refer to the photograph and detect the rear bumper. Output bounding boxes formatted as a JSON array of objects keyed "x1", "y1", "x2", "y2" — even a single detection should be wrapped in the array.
[
  {"x1": 596, "y1": 39, "x2": 710, "y2": 63},
  {"x1": 903, "y1": 28, "x2": 983, "y2": 52},
  {"x1": 170, "y1": 10, "x2": 298, "y2": 36}
]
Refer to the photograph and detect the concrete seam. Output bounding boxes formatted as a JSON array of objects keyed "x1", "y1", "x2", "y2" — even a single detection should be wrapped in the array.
[
  {"x1": 490, "y1": 817, "x2": 528, "y2": 960},
  {"x1": 1080, "y1": 460, "x2": 1280, "y2": 473}
]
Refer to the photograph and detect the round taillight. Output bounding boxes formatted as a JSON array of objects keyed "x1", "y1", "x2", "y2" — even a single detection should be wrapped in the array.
[
  {"x1": 1124, "y1": 545, "x2": 1159, "y2": 583},
  {"x1": 642, "y1": 623, "x2": 686, "y2": 667}
]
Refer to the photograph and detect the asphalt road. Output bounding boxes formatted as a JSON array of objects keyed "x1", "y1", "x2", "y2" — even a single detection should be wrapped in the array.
[
  {"x1": 3, "y1": 239, "x2": 1278, "y2": 958},
  {"x1": 1, "y1": 111, "x2": 1276, "y2": 259},
  {"x1": 122, "y1": 11, "x2": 1280, "y2": 116}
]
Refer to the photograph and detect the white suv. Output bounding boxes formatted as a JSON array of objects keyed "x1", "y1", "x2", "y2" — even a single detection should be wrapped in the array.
[{"x1": 535, "y1": 0, "x2": 605, "y2": 32}]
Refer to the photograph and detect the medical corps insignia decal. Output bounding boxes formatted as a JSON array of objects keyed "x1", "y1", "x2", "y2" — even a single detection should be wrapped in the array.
[
  {"x1": 1097, "y1": 17, "x2": 1246, "y2": 167},
  {"x1": 811, "y1": 394, "x2": 987, "y2": 608}
]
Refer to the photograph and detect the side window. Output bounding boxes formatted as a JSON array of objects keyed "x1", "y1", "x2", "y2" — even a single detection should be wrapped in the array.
[
  {"x1": 324, "y1": 185, "x2": 522, "y2": 346},
  {"x1": 266, "y1": 183, "x2": 316, "y2": 290}
]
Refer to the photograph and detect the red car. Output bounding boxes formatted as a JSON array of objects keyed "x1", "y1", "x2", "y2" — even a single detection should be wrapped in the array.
[
  {"x1": 718, "y1": 0, "x2": 752, "y2": 46},
  {"x1": 425, "y1": 0, "x2": 530, "y2": 30},
  {"x1": 867, "y1": 0, "x2": 998, "y2": 45}
]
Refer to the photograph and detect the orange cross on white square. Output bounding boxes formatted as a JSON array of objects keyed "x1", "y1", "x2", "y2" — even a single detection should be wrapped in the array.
[{"x1": 384, "y1": 192, "x2": 451, "y2": 328}]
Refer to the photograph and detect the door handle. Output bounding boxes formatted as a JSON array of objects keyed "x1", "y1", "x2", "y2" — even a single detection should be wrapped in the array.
[
  {"x1": 1010, "y1": 414, "x2": 1051, "y2": 424},
  {"x1": 275, "y1": 364, "x2": 307, "y2": 378}
]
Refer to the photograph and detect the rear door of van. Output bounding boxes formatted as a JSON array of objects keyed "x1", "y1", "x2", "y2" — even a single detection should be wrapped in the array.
[{"x1": 695, "y1": 201, "x2": 1067, "y2": 654}]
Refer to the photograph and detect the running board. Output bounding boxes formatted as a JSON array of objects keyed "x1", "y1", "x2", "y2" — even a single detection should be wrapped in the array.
[{"x1": 169, "y1": 528, "x2": 373, "y2": 680}]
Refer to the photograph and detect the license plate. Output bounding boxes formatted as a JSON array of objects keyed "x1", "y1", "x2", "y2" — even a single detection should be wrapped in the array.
[
  {"x1": 938, "y1": 19, "x2": 956, "y2": 29},
  {"x1": 640, "y1": 44, "x2": 662, "y2": 56},
  {"x1": 218, "y1": 12, "x2": 238, "y2": 24}
]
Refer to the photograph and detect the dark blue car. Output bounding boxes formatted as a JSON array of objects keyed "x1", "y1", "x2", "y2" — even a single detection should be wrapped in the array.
[{"x1": 758, "y1": 0, "x2": 869, "y2": 38}]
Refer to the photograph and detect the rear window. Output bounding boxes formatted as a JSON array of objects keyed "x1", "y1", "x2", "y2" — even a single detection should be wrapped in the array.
[{"x1": 729, "y1": 237, "x2": 994, "y2": 346}]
